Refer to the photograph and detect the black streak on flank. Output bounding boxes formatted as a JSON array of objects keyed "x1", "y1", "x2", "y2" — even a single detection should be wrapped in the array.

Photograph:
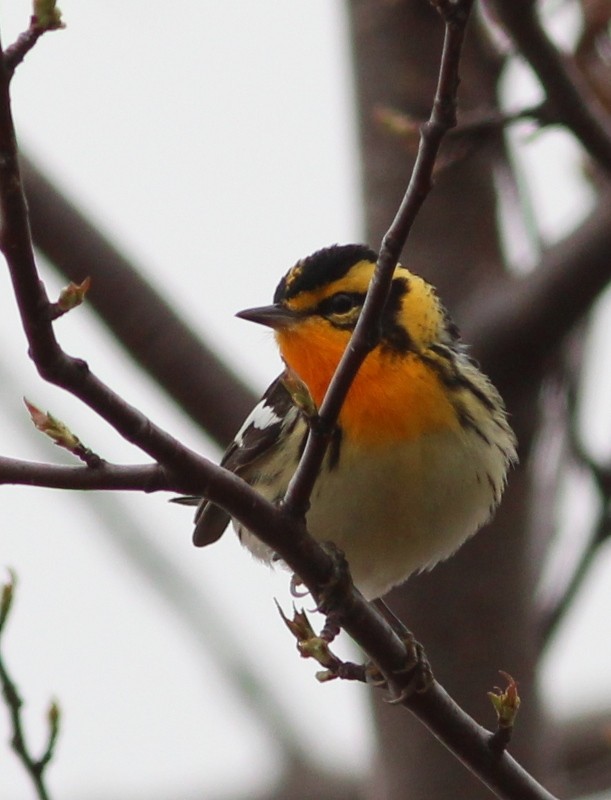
[{"x1": 422, "y1": 349, "x2": 497, "y2": 413}]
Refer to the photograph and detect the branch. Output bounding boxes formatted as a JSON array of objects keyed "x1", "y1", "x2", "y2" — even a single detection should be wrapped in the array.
[
  {"x1": 3, "y1": 5, "x2": 65, "y2": 78},
  {"x1": 491, "y1": 0, "x2": 611, "y2": 173},
  {"x1": 398, "y1": 683, "x2": 556, "y2": 800},
  {"x1": 0, "y1": 573, "x2": 60, "y2": 800},
  {"x1": 283, "y1": 0, "x2": 474, "y2": 518},
  {"x1": 0, "y1": 457, "x2": 182, "y2": 493}
]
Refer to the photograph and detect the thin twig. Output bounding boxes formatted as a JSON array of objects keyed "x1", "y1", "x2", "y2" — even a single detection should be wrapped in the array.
[
  {"x1": 3, "y1": 24, "x2": 45, "y2": 75},
  {"x1": 0, "y1": 574, "x2": 58, "y2": 800},
  {"x1": 396, "y1": 682, "x2": 555, "y2": 800},
  {"x1": 0, "y1": 456, "x2": 183, "y2": 493},
  {"x1": 3, "y1": 11, "x2": 64, "y2": 78}
]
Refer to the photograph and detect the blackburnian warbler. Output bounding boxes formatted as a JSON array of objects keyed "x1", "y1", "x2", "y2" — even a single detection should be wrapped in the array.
[{"x1": 188, "y1": 244, "x2": 517, "y2": 601}]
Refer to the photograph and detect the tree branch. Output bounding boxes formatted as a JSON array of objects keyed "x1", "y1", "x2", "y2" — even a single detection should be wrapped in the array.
[
  {"x1": 0, "y1": 457, "x2": 182, "y2": 493},
  {"x1": 491, "y1": 0, "x2": 611, "y2": 173},
  {"x1": 400, "y1": 683, "x2": 556, "y2": 800},
  {"x1": 3, "y1": 7, "x2": 64, "y2": 78}
]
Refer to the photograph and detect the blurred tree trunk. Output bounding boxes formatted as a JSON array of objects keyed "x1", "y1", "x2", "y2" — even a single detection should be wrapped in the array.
[{"x1": 347, "y1": 3, "x2": 560, "y2": 797}]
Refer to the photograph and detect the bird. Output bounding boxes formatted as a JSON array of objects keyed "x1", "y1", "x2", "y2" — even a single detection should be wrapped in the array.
[{"x1": 184, "y1": 244, "x2": 517, "y2": 601}]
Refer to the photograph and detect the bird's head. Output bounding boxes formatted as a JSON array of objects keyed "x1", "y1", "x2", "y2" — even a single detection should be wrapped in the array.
[{"x1": 237, "y1": 245, "x2": 459, "y2": 401}]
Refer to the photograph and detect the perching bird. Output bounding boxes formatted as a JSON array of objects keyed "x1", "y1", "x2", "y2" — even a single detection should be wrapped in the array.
[{"x1": 186, "y1": 244, "x2": 516, "y2": 601}]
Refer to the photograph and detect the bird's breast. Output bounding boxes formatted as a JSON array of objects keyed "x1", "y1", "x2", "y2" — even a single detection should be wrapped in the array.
[{"x1": 275, "y1": 322, "x2": 460, "y2": 446}]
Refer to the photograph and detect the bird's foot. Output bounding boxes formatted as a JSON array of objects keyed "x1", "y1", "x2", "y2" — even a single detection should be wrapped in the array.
[
  {"x1": 383, "y1": 633, "x2": 434, "y2": 701},
  {"x1": 367, "y1": 599, "x2": 434, "y2": 699}
]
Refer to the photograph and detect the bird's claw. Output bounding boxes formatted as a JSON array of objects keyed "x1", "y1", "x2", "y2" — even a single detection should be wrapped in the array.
[
  {"x1": 313, "y1": 541, "x2": 354, "y2": 618},
  {"x1": 384, "y1": 634, "x2": 434, "y2": 701}
]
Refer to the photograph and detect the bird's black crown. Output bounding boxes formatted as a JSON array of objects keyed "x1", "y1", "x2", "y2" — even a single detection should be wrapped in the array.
[{"x1": 274, "y1": 244, "x2": 378, "y2": 304}]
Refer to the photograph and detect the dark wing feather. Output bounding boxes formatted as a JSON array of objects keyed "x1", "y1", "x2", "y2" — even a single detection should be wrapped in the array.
[
  {"x1": 193, "y1": 501, "x2": 231, "y2": 547},
  {"x1": 192, "y1": 376, "x2": 294, "y2": 547}
]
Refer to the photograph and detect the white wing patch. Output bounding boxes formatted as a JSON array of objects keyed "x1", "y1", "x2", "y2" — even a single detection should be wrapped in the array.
[{"x1": 235, "y1": 400, "x2": 283, "y2": 446}]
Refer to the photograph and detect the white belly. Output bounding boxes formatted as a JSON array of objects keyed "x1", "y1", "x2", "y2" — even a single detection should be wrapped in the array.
[{"x1": 237, "y1": 425, "x2": 507, "y2": 601}]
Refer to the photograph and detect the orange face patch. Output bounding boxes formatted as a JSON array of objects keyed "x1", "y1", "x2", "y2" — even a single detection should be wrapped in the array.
[{"x1": 275, "y1": 318, "x2": 459, "y2": 446}]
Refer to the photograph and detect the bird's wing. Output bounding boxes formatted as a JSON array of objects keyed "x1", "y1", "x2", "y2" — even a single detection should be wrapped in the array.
[{"x1": 192, "y1": 375, "x2": 299, "y2": 547}]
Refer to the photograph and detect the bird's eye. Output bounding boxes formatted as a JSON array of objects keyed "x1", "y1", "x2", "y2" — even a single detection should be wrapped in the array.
[{"x1": 329, "y1": 293, "x2": 356, "y2": 315}]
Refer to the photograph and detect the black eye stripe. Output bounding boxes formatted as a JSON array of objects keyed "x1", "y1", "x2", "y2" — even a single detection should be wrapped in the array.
[{"x1": 317, "y1": 291, "x2": 365, "y2": 316}]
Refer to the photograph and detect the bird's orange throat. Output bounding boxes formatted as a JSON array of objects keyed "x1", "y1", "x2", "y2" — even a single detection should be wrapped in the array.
[{"x1": 275, "y1": 321, "x2": 460, "y2": 446}]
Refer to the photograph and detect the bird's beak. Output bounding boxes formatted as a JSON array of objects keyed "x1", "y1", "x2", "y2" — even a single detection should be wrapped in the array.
[{"x1": 236, "y1": 304, "x2": 301, "y2": 330}]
